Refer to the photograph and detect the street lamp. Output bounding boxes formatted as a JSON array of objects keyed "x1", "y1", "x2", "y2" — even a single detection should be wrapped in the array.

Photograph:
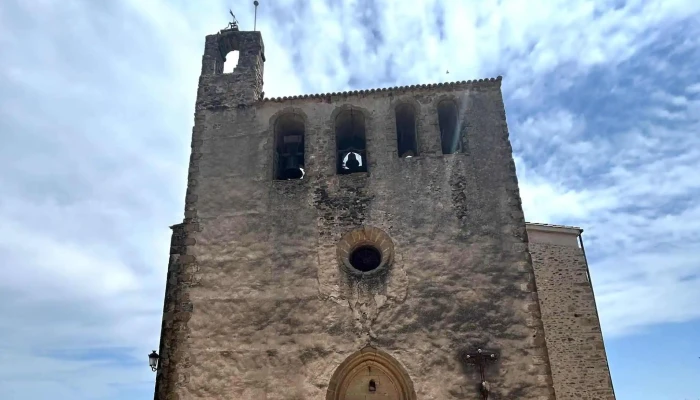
[{"x1": 148, "y1": 350, "x2": 159, "y2": 372}]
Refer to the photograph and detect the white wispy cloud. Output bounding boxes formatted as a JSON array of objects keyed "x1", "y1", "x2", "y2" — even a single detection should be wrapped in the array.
[
  {"x1": 512, "y1": 75, "x2": 700, "y2": 336},
  {"x1": 2, "y1": 0, "x2": 700, "y2": 399}
]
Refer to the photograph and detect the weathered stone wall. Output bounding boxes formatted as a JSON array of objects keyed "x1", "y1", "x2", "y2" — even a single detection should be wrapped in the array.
[
  {"x1": 156, "y1": 29, "x2": 558, "y2": 400},
  {"x1": 154, "y1": 222, "x2": 190, "y2": 400},
  {"x1": 527, "y1": 225, "x2": 616, "y2": 400}
]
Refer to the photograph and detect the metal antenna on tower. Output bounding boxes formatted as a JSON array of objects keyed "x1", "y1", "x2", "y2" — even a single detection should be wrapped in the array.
[{"x1": 253, "y1": 1, "x2": 259, "y2": 31}]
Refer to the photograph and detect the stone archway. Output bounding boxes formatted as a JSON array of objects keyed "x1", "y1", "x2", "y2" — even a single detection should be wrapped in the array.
[{"x1": 326, "y1": 346, "x2": 417, "y2": 400}]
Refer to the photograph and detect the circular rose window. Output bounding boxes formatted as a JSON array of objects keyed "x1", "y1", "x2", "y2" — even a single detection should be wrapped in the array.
[{"x1": 337, "y1": 227, "x2": 394, "y2": 276}]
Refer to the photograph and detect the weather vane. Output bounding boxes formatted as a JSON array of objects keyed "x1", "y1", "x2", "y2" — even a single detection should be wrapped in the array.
[
  {"x1": 225, "y1": 2, "x2": 259, "y2": 32},
  {"x1": 227, "y1": 9, "x2": 239, "y2": 31}
]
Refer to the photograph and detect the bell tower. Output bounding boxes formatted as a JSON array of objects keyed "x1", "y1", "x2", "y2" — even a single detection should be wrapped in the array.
[
  {"x1": 150, "y1": 19, "x2": 622, "y2": 398},
  {"x1": 198, "y1": 20, "x2": 265, "y2": 107}
]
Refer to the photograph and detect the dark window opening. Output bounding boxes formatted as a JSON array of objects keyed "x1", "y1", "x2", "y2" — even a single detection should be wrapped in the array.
[
  {"x1": 368, "y1": 379, "x2": 377, "y2": 392},
  {"x1": 274, "y1": 114, "x2": 305, "y2": 180},
  {"x1": 349, "y1": 246, "x2": 382, "y2": 272},
  {"x1": 223, "y1": 50, "x2": 240, "y2": 73},
  {"x1": 437, "y1": 99, "x2": 461, "y2": 154},
  {"x1": 336, "y1": 109, "x2": 368, "y2": 174},
  {"x1": 395, "y1": 103, "x2": 418, "y2": 158}
]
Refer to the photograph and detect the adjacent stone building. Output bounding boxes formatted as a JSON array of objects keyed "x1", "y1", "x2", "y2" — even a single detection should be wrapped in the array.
[{"x1": 153, "y1": 26, "x2": 616, "y2": 400}]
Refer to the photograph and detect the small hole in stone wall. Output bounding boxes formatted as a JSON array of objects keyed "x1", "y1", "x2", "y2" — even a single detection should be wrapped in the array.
[
  {"x1": 368, "y1": 379, "x2": 376, "y2": 392},
  {"x1": 350, "y1": 246, "x2": 382, "y2": 272}
]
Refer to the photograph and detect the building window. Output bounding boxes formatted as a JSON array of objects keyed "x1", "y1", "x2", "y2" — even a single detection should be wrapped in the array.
[
  {"x1": 337, "y1": 226, "x2": 395, "y2": 277},
  {"x1": 437, "y1": 99, "x2": 461, "y2": 154},
  {"x1": 395, "y1": 103, "x2": 418, "y2": 158},
  {"x1": 274, "y1": 113, "x2": 305, "y2": 180},
  {"x1": 335, "y1": 108, "x2": 367, "y2": 174}
]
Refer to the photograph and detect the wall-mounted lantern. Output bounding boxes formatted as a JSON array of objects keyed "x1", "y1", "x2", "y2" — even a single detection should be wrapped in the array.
[
  {"x1": 148, "y1": 350, "x2": 160, "y2": 372},
  {"x1": 465, "y1": 348, "x2": 498, "y2": 400}
]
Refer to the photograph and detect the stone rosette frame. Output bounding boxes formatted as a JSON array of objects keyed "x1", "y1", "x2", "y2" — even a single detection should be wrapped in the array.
[
  {"x1": 336, "y1": 226, "x2": 395, "y2": 277},
  {"x1": 326, "y1": 346, "x2": 417, "y2": 400}
]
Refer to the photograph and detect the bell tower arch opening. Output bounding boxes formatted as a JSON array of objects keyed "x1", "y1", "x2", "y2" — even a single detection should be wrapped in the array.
[
  {"x1": 395, "y1": 102, "x2": 418, "y2": 158},
  {"x1": 437, "y1": 98, "x2": 461, "y2": 154},
  {"x1": 326, "y1": 347, "x2": 416, "y2": 400},
  {"x1": 198, "y1": 26, "x2": 265, "y2": 105},
  {"x1": 222, "y1": 50, "x2": 239, "y2": 73},
  {"x1": 335, "y1": 108, "x2": 368, "y2": 175},
  {"x1": 274, "y1": 113, "x2": 306, "y2": 180}
]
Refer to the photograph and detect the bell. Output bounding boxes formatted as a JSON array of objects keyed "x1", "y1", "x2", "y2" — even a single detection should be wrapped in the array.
[
  {"x1": 345, "y1": 152, "x2": 360, "y2": 171},
  {"x1": 283, "y1": 155, "x2": 304, "y2": 180}
]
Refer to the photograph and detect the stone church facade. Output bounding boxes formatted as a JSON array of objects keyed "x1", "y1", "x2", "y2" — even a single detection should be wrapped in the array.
[{"x1": 153, "y1": 27, "x2": 616, "y2": 400}]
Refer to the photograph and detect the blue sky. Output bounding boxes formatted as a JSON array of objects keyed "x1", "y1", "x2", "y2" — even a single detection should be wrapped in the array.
[{"x1": 1, "y1": 0, "x2": 699, "y2": 399}]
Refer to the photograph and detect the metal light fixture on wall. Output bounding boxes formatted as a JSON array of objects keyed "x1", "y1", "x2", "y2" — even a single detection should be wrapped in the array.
[
  {"x1": 148, "y1": 350, "x2": 160, "y2": 372},
  {"x1": 465, "y1": 348, "x2": 498, "y2": 400}
]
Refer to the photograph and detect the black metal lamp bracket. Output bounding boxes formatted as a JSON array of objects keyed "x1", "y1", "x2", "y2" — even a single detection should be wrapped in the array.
[{"x1": 465, "y1": 348, "x2": 498, "y2": 400}]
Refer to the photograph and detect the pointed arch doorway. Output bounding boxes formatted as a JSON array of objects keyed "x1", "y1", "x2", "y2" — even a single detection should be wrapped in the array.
[{"x1": 326, "y1": 346, "x2": 417, "y2": 400}]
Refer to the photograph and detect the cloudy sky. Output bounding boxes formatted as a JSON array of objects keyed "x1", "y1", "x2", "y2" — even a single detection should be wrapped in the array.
[{"x1": 1, "y1": 0, "x2": 699, "y2": 399}]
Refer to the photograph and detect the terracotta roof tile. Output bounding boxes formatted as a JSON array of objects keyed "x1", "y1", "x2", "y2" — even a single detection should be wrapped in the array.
[{"x1": 262, "y1": 76, "x2": 502, "y2": 102}]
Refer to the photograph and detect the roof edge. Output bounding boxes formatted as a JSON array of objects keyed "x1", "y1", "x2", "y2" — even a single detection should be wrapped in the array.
[
  {"x1": 262, "y1": 76, "x2": 503, "y2": 102},
  {"x1": 525, "y1": 222, "x2": 583, "y2": 235}
]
